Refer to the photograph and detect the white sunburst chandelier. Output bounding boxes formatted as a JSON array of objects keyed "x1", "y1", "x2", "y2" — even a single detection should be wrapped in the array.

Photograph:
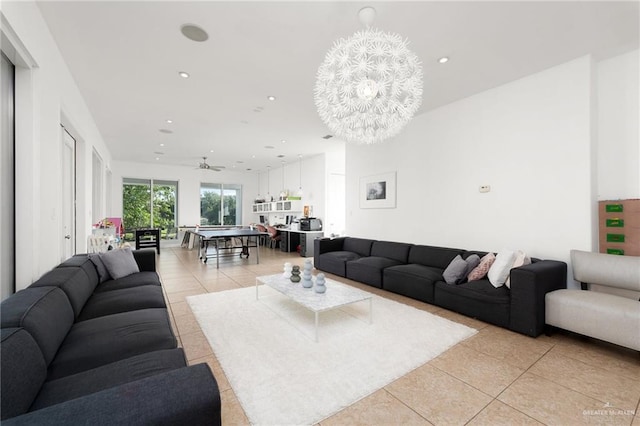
[{"x1": 314, "y1": 6, "x2": 423, "y2": 145}]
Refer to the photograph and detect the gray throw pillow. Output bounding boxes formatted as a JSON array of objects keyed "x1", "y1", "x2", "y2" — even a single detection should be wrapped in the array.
[
  {"x1": 89, "y1": 253, "x2": 112, "y2": 283},
  {"x1": 443, "y1": 255, "x2": 468, "y2": 285},
  {"x1": 463, "y1": 254, "x2": 481, "y2": 280},
  {"x1": 99, "y1": 248, "x2": 140, "y2": 280}
]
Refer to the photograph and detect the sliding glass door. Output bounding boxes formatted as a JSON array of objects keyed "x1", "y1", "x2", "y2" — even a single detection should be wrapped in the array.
[
  {"x1": 152, "y1": 180, "x2": 178, "y2": 239},
  {"x1": 122, "y1": 178, "x2": 178, "y2": 241}
]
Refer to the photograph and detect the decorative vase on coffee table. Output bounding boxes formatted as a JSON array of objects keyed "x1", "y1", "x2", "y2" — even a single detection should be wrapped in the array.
[
  {"x1": 283, "y1": 262, "x2": 292, "y2": 279},
  {"x1": 314, "y1": 273, "x2": 327, "y2": 293},
  {"x1": 290, "y1": 265, "x2": 301, "y2": 283},
  {"x1": 301, "y1": 259, "x2": 313, "y2": 288}
]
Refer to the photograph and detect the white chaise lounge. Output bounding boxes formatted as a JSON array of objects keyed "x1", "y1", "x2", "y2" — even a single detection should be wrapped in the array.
[{"x1": 545, "y1": 250, "x2": 640, "y2": 351}]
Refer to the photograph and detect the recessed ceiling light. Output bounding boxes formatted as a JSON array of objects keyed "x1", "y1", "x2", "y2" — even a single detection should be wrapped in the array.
[
  {"x1": 438, "y1": 57, "x2": 449, "y2": 64},
  {"x1": 210, "y1": 149, "x2": 214, "y2": 153},
  {"x1": 180, "y1": 24, "x2": 209, "y2": 42},
  {"x1": 267, "y1": 96, "x2": 276, "y2": 101},
  {"x1": 281, "y1": 139, "x2": 286, "y2": 144},
  {"x1": 159, "y1": 143, "x2": 165, "y2": 147},
  {"x1": 155, "y1": 157, "x2": 160, "y2": 161},
  {"x1": 178, "y1": 71, "x2": 190, "y2": 78},
  {"x1": 252, "y1": 155, "x2": 256, "y2": 158},
  {"x1": 166, "y1": 119, "x2": 173, "y2": 124}
]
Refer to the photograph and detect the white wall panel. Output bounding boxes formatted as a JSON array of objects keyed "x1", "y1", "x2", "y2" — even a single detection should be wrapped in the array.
[
  {"x1": 346, "y1": 56, "x2": 594, "y2": 275},
  {"x1": 597, "y1": 49, "x2": 640, "y2": 200}
]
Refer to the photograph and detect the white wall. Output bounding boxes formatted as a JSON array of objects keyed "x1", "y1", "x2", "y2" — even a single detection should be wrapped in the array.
[
  {"x1": 2, "y1": 2, "x2": 112, "y2": 290},
  {"x1": 597, "y1": 49, "x2": 640, "y2": 200},
  {"x1": 346, "y1": 56, "x2": 595, "y2": 279}
]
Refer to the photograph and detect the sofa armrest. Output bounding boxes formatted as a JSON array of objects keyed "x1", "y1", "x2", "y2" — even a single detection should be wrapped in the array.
[
  {"x1": 133, "y1": 249, "x2": 156, "y2": 272},
  {"x1": 3, "y1": 364, "x2": 221, "y2": 426},
  {"x1": 509, "y1": 260, "x2": 567, "y2": 337}
]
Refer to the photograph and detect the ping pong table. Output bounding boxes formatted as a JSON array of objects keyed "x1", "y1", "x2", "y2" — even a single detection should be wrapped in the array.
[{"x1": 191, "y1": 228, "x2": 266, "y2": 269}]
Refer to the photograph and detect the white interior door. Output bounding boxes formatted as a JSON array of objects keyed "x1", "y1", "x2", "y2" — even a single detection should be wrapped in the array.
[
  {"x1": 61, "y1": 127, "x2": 76, "y2": 260},
  {"x1": 1, "y1": 52, "x2": 15, "y2": 300}
]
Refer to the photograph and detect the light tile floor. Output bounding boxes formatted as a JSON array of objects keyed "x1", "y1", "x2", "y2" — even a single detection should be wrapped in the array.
[{"x1": 159, "y1": 247, "x2": 640, "y2": 425}]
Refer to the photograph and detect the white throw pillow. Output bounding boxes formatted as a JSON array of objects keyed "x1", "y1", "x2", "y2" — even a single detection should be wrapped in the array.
[
  {"x1": 505, "y1": 250, "x2": 531, "y2": 288},
  {"x1": 488, "y1": 249, "x2": 516, "y2": 288}
]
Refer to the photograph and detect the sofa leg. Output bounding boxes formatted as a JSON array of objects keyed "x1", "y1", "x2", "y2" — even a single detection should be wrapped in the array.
[{"x1": 544, "y1": 324, "x2": 555, "y2": 337}]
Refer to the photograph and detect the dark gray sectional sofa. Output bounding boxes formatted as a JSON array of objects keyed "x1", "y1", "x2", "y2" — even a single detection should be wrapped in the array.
[
  {"x1": 1, "y1": 249, "x2": 221, "y2": 425},
  {"x1": 314, "y1": 237, "x2": 567, "y2": 337}
]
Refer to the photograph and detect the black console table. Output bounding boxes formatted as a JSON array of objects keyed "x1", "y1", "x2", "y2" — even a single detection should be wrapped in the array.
[{"x1": 279, "y1": 230, "x2": 324, "y2": 257}]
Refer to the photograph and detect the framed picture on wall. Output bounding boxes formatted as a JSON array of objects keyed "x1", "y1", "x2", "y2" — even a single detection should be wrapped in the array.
[{"x1": 360, "y1": 171, "x2": 396, "y2": 209}]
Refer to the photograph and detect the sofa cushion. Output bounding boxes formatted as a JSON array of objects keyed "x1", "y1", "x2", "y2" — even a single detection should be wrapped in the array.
[
  {"x1": 11, "y1": 364, "x2": 220, "y2": 426},
  {"x1": 32, "y1": 348, "x2": 187, "y2": 411},
  {"x1": 47, "y1": 308, "x2": 177, "y2": 380},
  {"x1": 546, "y1": 289, "x2": 640, "y2": 351},
  {"x1": 78, "y1": 285, "x2": 167, "y2": 321},
  {"x1": 316, "y1": 251, "x2": 362, "y2": 277},
  {"x1": 371, "y1": 241, "x2": 412, "y2": 263},
  {"x1": 1, "y1": 328, "x2": 47, "y2": 420},
  {"x1": 1, "y1": 287, "x2": 74, "y2": 365},
  {"x1": 343, "y1": 238, "x2": 374, "y2": 257},
  {"x1": 434, "y1": 279, "x2": 511, "y2": 328},
  {"x1": 57, "y1": 255, "x2": 100, "y2": 286},
  {"x1": 100, "y1": 248, "x2": 140, "y2": 280},
  {"x1": 29, "y1": 267, "x2": 97, "y2": 318},
  {"x1": 408, "y1": 245, "x2": 465, "y2": 269},
  {"x1": 346, "y1": 256, "x2": 404, "y2": 288},
  {"x1": 94, "y1": 271, "x2": 161, "y2": 293},
  {"x1": 383, "y1": 264, "x2": 444, "y2": 304}
]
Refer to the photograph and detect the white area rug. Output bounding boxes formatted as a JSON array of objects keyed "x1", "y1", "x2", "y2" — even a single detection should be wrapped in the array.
[{"x1": 187, "y1": 285, "x2": 476, "y2": 425}]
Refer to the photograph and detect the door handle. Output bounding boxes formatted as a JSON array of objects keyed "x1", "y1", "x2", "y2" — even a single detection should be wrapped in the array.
[{"x1": 64, "y1": 235, "x2": 71, "y2": 239}]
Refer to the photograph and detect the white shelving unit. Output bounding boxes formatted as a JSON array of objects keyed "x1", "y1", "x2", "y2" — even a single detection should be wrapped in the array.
[{"x1": 252, "y1": 200, "x2": 302, "y2": 214}]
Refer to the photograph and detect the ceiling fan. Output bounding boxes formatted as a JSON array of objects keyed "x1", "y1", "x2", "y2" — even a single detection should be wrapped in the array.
[{"x1": 196, "y1": 156, "x2": 225, "y2": 172}]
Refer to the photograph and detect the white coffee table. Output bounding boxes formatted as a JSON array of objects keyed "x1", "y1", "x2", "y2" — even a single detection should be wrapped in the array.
[{"x1": 256, "y1": 274, "x2": 373, "y2": 342}]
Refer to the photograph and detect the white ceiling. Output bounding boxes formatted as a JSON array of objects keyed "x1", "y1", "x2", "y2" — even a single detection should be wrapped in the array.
[{"x1": 36, "y1": 1, "x2": 639, "y2": 173}]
